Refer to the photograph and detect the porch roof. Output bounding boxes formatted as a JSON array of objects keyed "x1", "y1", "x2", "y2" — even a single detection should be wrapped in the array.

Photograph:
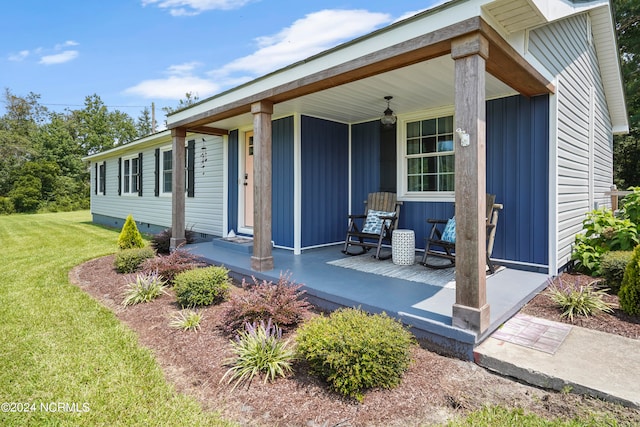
[{"x1": 165, "y1": 0, "x2": 625, "y2": 134}]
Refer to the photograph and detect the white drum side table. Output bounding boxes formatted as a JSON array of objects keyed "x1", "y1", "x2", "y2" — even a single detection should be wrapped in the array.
[{"x1": 392, "y1": 229, "x2": 415, "y2": 265}]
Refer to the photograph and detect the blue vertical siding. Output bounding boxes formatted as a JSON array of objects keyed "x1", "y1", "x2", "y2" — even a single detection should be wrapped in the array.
[
  {"x1": 486, "y1": 95, "x2": 549, "y2": 265},
  {"x1": 301, "y1": 116, "x2": 349, "y2": 247},
  {"x1": 351, "y1": 121, "x2": 380, "y2": 211},
  {"x1": 349, "y1": 94, "x2": 549, "y2": 266},
  {"x1": 227, "y1": 129, "x2": 239, "y2": 234},
  {"x1": 272, "y1": 117, "x2": 295, "y2": 247}
]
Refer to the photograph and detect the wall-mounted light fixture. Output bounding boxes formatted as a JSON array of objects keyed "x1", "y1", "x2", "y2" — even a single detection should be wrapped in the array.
[
  {"x1": 380, "y1": 96, "x2": 397, "y2": 128},
  {"x1": 456, "y1": 128, "x2": 470, "y2": 147}
]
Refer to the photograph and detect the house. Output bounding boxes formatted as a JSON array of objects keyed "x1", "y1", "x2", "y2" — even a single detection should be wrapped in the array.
[{"x1": 85, "y1": 0, "x2": 627, "y2": 336}]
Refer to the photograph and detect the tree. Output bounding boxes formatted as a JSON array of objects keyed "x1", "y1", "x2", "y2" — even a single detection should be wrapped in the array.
[
  {"x1": 162, "y1": 92, "x2": 200, "y2": 116},
  {"x1": 73, "y1": 94, "x2": 137, "y2": 155},
  {"x1": 0, "y1": 88, "x2": 48, "y2": 137},
  {"x1": 613, "y1": 0, "x2": 640, "y2": 187},
  {"x1": 136, "y1": 106, "x2": 154, "y2": 137}
]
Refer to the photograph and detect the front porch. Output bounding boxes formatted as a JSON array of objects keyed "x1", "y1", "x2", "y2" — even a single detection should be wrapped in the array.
[{"x1": 188, "y1": 241, "x2": 548, "y2": 360}]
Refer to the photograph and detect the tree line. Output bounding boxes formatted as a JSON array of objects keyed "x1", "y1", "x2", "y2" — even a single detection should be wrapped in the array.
[
  {"x1": 0, "y1": 0, "x2": 637, "y2": 214},
  {"x1": 0, "y1": 90, "x2": 199, "y2": 214}
]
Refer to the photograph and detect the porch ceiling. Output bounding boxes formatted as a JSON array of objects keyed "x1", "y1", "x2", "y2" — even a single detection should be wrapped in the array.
[
  {"x1": 195, "y1": 56, "x2": 518, "y2": 130},
  {"x1": 171, "y1": 16, "x2": 554, "y2": 133}
]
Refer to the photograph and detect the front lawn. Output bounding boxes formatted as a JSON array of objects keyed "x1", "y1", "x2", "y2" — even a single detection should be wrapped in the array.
[{"x1": 0, "y1": 211, "x2": 232, "y2": 426}]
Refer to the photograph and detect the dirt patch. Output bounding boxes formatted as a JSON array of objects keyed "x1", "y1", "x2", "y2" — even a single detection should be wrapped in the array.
[{"x1": 70, "y1": 257, "x2": 640, "y2": 426}]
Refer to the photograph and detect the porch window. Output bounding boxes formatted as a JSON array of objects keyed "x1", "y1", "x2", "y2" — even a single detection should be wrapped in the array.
[
  {"x1": 162, "y1": 149, "x2": 172, "y2": 193},
  {"x1": 157, "y1": 143, "x2": 193, "y2": 195},
  {"x1": 401, "y1": 113, "x2": 454, "y2": 199},
  {"x1": 122, "y1": 156, "x2": 140, "y2": 195}
]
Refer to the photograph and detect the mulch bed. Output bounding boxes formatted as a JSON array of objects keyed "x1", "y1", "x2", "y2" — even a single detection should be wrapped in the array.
[{"x1": 69, "y1": 256, "x2": 640, "y2": 427}]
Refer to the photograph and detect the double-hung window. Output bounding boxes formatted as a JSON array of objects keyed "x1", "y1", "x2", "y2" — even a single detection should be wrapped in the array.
[
  {"x1": 162, "y1": 148, "x2": 172, "y2": 194},
  {"x1": 98, "y1": 162, "x2": 106, "y2": 194},
  {"x1": 402, "y1": 113, "x2": 455, "y2": 198},
  {"x1": 123, "y1": 156, "x2": 140, "y2": 195}
]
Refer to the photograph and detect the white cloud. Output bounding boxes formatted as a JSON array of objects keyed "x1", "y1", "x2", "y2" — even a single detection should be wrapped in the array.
[
  {"x1": 142, "y1": 0, "x2": 252, "y2": 16},
  {"x1": 215, "y1": 9, "x2": 391, "y2": 77},
  {"x1": 8, "y1": 50, "x2": 30, "y2": 61},
  {"x1": 125, "y1": 9, "x2": 392, "y2": 100},
  {"x1": 55, "y1": 40, "x2": 79, "y2": 49},
  {"x1": 123, "y1": 62, "x2": 219, "y2": 99},
  {"x1": 39, "y1": 50, "x2": 79, "y2": 65},
  {"x1": 8, "y1": 40, "x2": 81, "y2": 65}
]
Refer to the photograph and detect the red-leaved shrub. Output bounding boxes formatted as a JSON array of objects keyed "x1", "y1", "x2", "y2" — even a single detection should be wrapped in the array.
[
  {"x1": 220, "y1": 273, "x2": 311, "y2": 335},
  {"x1": 140, "y1": 249, "x2": 205, "y2": 285}
]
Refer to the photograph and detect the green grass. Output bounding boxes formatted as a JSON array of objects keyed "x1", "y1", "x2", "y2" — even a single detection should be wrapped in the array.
[
  {"x1": 446, "y1": 405, "x2": 623, "y2": 427},
  {"x1": 0, "y1": 211, "x2": 233, "y2": 426}
]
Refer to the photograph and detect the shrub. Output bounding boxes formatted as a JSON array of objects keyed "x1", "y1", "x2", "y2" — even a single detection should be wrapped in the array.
[
  {"x1": 122, "y1": 271, "x2": 168, "y2": 306},
  {"x1": 600, "y1": 250, "x2": 633, "y2": 294},
  {"x1": 620, "y1": 187, "x2": 640, "y2": 228},
  {"x1": 114, "y1": 247, "x2": 156, "y2": 273},
  {"x1": 296, "y1": 308, "x2": 414, "y2": 402},
  {"x1": 118, "y1": 214, "x2": 146, "y2": 250},
  {"x1": 169, "y1": 309, "x2": 203, "y2": 332},
  {"x1": 221, "y1": 319, "x2": 295, "y2": 389},
  {"x1": 619, "y1": 244, "x2": 640, "y2": 316},
  {"x1": 140, "y1": 249, "x2": 205, "y2": 285},
  {"x1": 0, "y1": 197, "x2": 15, "y2": 215},
  {"x1": 571, "y1": 208, "x2": 638, "y2": 275},
  {"x1": 151, "y1": 227, "x2": 197, "y2": 254},
  {"x1": 173, "y1": 265, "x2": 230, "y2": 307},
  {"x1": 220, "y1": 274, "x2": 311, "y2": 335},
  {"x1": 546, "y1": 277, "x2": 613, "y2": 321}
]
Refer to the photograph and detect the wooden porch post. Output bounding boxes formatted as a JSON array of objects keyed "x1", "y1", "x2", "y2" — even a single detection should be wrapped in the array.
[
  {"x1": 451, "y1": 34, "x2": 490, "y2": 333},
  {"x1": 170, "y1": 127, "x2": 187, "y2": 250},
  {"x1": 251, "y1": 100, "x2": 274, "y2": 271}
]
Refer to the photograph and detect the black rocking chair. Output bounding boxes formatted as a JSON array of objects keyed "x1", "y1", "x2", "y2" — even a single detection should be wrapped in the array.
[
  {"x1": 420, "y1": 194, "x2": 503, "y2": 274},
  {"x1": 342, "y1": 192, "x2": 402, "y2": 260}
]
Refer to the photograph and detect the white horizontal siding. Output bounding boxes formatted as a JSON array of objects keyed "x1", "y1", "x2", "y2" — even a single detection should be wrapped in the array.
[
  {"x1": 529, "y1": 12, "x2": 614, "y2": 270},
  {"x1": 90, "y1": 135, "x2": 224, "y2": 237}
]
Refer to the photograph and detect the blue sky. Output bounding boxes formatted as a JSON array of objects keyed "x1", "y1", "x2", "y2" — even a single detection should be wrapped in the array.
[{"x1": 1, "y1": 0, "x2": 440, "y2": 121}]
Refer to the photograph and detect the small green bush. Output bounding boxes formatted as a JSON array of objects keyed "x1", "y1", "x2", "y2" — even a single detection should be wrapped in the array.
[
  {"x1": 600, "y1": 250, "x2": 633, "y2": 294},
  {"x1": 173, "y1": 265, "x2": 230, "y2": 307},
  {"x1": 151, "y1": 227, "x2": 197, "y2": 254},
  {"x1": 221, "y1": 319, "x2": 295, "y2": 389},
  {"x1": 620, "y1": 187, "x2": 640, "y2": 228},
  {"x1": 619, "y1": 244, "x2": 640, "y2": 316},
  {"x1": 122, "y1": 271, "x2": 168, "y2": 306},
  {"x1": 546, "y1": 277, "x2": 613, "y2": 321},
  {"x1": 169, "y1": 309, "x2": 203, "y2": 332},
  {"x1": 220, "y1": 273, "x2": 311, "y2": 335},
  {"x1": 140, "y1": 249, "x2": 205, "y2": 285},
  {"x1": 114, "y1": 247, "x2": 156, "y2": 273},
  {"x1": 0, "y1": 197, "x2": 15, "y2": 215},
  {"x1": 118, "y1": 214, "x2": 146, "y2": 250},
  {"x1": 571, "y1": 208, "x2": 638, "y2": 276},
  {"x1": 296, "y1": 308, "x2": 414, "y2": 402}
]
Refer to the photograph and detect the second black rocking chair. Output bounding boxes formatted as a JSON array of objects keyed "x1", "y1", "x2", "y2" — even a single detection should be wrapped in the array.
[{"x1": 420, "y1": 194, "x2": 503, "y2": 274}]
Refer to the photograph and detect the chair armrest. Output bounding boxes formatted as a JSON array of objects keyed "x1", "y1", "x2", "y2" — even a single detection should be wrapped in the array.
[
  {"x1": 347, "y1": 214, "x2": 367, "y2": 219},
  {"x1": 426, "y1": 219, "x2": 448, "y2": 225},
  {"x1": 378, "y1": 215, "x2": 396, "y2": 220}
]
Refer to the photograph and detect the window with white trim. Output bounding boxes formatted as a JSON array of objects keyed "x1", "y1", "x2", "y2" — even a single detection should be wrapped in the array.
[
  {"x1": 402, "y1": 114, "x2": 455, "y2": 197},
  {"x1": 98, "y1": 162, "x2": 106, "y2": 195},
  {"x1": 122, "y1": 156, "x2": 140, "y2": 195},
  {"x1": 162, "y1": 148, "x2": 172, "y2": 193}
]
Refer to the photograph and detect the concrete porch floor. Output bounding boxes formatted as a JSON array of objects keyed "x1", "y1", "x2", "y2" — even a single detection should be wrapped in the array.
[{"x1": 187, "y1": 241, "x2": 549, "y2": 360}]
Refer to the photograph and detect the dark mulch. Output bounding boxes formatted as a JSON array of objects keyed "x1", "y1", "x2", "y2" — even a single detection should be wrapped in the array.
[
  {"x1": 520, "y1": 273, "x2": 640, "y2": 340},
  {"x1": 70, "y1": 256, "x2": 640, "y2": 427}
]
